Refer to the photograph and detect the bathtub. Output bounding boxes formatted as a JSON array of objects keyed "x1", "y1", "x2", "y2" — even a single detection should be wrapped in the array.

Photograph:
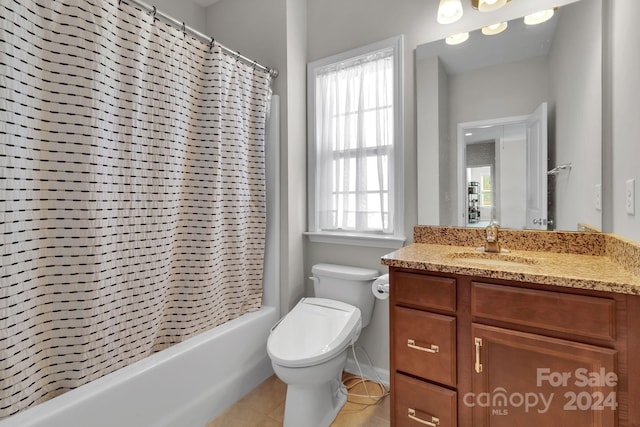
[
  {"x1": 0, "y1": 96, "x2": 282, "y2": 427},
  {"x1": 0, "y1": 306, "x2": 279, "y2": 427}
]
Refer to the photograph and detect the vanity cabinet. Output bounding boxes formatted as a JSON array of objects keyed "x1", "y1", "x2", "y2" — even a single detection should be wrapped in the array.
[{"x1": 389, "y1": 268, "x2": 638, "y2": 427}]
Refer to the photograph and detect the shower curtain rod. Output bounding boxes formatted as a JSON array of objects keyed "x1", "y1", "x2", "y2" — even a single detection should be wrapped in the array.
[{"x1": 120, "y1": 0, "x2": 279, "y2": 78}]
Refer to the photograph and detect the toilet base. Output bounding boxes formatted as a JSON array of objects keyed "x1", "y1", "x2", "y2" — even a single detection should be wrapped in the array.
[
  {"x1": 282, "y1": 374, "x2": 348, "y2": 427},
  {"x1": 272, "y1": 348, "x2": 350, "y2": 427}
]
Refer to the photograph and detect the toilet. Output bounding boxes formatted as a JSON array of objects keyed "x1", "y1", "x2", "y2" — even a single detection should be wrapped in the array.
[{"x1": 267, "y1": 263, "x2": 379, "y2": 427}]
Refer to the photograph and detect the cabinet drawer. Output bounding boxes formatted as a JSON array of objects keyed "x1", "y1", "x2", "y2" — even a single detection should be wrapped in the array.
[
  {"x1": 471, "y1": 282, "x2": 616, "y2": 341},
  {"x1": 394, "y1": 306, "x2": 456, "y2": 386},
  {"x1": 395, "y1": 373, "x2": 457, "y2": 427},
  {"x1": 394, "y1": 272, "x2": 456, "y2": 312}
]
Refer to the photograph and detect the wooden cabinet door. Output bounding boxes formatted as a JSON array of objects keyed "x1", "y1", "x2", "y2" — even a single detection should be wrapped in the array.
[
  {"x1": 394, "y1": 306, "x2": 456, "y2": 387},
  {"x1": 471, "y1": 324, "x2": 617, "y2": 427}
]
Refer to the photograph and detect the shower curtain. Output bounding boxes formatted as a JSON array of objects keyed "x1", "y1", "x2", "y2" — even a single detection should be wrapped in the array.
[{"x1": 0, "y1": 0, "x2": 271, "y2": 418}]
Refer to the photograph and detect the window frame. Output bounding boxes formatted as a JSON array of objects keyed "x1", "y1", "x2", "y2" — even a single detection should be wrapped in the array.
[
  {"x1": 305, "y1": 35, "x2": 405, "y2": 248},
  {"x1": 480, "y1": 172, "x2": 493, "y2": 207}
]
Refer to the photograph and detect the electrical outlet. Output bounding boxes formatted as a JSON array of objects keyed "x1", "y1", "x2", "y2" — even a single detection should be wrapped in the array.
[
  {"x1": 595, "y1": 184, "x2": 602, "y2": 211},
  {"x1": 626, "y1": 179, "x2": 635, "y2": 216}
]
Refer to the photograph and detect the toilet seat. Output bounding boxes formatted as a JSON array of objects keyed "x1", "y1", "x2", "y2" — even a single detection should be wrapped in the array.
[{"x1": 267, "y1": 298, "x2": 362, "y2": 368}]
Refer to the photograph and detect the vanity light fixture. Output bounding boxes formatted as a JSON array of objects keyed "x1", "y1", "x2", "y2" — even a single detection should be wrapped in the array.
[
  {"x1": 524, "y1": 8, "x2": 557, "y2": 25},
  {"x1": 446, "y1": 32, "x2": 470, "y2": 45},
  {"x1": 437, "y1": 0, "x2": 464, "y2": 24},
  {"x1": 482, "y1": 21, "x2": 508, "y2": 35},
  {"x1": 471, "y1": 0, "x2": 510, "y2": 13}
]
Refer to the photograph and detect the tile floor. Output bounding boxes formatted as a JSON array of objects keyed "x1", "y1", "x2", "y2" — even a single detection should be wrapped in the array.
[{"x1": 205, "y1": 373, "x2": 390, "y2": 427}]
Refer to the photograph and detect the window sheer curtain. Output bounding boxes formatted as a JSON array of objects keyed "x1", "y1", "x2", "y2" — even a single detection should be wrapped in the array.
[
  {"x1": 0, "y1": 0, "x2": 271, "y2": 418},
  {"x1": 315, "y1": 49, "x2": 394, "y2": 234}
]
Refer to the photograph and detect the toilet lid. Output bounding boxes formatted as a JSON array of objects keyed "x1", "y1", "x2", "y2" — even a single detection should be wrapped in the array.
[{"x1": 267, "y1": 298, "x2": 361, "y2": 368}]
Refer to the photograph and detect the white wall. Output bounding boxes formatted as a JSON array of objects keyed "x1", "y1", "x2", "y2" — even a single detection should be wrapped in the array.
[
  {"x1": 437, "y1": 60, "x2": 453, "y2": 226},
  {"x1": 449, "y1": 56, "x2": 550, "y2": 125},
  {"x1": 153, "y1": 0, "x2": 207, "y2": 34},
  {"x1": 417, "y1": 57, "x2": 446, "y2": 226},
  {"x1": 611, "y1": 1, "x2": 640, "y2": 241},
  {"x1": 283, "y1": 0, "x2": 309, "y2": 312},
  {"x1": 549, "y1": 0, "x2": 602, "y2": 231},
  {"x1": 203, "y1": 0, "x2": 287, "y2": 97}
]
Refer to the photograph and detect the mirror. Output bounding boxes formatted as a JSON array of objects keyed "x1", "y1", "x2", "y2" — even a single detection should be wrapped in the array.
[{"x1": 416, "y1": 0, "x2": 602, "y2": 231}]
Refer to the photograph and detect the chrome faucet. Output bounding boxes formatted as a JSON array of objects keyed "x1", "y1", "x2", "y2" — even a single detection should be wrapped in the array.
[{"x1": 484, "y1": 220, "x2": 501, "y2": 253}]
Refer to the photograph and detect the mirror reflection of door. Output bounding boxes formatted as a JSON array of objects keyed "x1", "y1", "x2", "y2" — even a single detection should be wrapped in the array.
[
  {"x1": 525, "y1": 102, "x2": 549, "y2": 230},
  {"x1": 458, "y1": 102, "x2": 548, "y2": 230}
]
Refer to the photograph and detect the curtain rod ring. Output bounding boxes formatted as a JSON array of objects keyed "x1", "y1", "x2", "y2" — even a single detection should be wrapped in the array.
[
  {"x1": 181, "y1": 22, "x2": 186, "y2": 34},
  {"x1": 209, "y1": 37, "x2": 215, "y2": 50},
  {"x1": 151, "y1": 6, "x2": 156, "y2": 19}
]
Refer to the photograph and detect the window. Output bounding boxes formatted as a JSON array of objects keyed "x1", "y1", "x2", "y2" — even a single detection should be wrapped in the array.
[
  {"x1": 306, "y1": 36, "x2": 405, "y2": 248},
  {"x1": 480, "y1": 171, "x2": 493, "y2": 207}
]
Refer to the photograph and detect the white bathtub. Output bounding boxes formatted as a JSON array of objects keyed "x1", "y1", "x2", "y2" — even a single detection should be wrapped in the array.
[
  {"x1": 0, "y1": 306, "x2": 279, "y2": 427},
  {"x1": 0, "y1": 96, "x2": 282, "y2": 427}
]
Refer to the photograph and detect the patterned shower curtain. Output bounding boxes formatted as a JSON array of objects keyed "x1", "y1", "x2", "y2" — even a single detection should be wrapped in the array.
[{"x1": 0, "y1": 0, "x2": 271, "y2": 418}]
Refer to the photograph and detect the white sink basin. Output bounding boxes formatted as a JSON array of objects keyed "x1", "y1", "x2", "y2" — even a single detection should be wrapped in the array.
[{"x1": 447, "y1": 252, "x2": 538, "y2": 268}]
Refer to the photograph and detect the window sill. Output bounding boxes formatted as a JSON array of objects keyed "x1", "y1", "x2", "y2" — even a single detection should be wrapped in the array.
[{"x1": 304, "y1": 231, "x2": 406, "y2": 249}]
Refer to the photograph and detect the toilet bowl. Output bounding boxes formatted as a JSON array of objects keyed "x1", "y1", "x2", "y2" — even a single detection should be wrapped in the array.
[
  {"x1": 267, "y1": 263, "x2": 379, "y2": 427},
  {"x1": 267, "y1": 298, "x2": 362, "y2": 427}
]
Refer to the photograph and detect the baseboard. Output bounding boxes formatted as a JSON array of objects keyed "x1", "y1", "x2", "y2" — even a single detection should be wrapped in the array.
[{"x1": 344, "y1": 356, "x2": 390, "y2": 386}]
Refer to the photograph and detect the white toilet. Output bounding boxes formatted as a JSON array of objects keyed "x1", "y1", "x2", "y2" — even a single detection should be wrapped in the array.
[{"x1": 267, "y1": 263, "x2": 379, "y2": 427}]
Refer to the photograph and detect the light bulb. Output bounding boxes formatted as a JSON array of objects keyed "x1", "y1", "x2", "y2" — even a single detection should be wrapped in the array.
[
  {"x1": 445, "y1": 32, "x2": 469, "y2": 45},
  {"x1": 437, "y1": 0, "x2": 463, "y2": 25},
  {"x1": 524, "y1": 9, "x2": 555, "y2": 25},
  {"x1": 478, "y1": 0, "x2": 508, "y2": 12},
  {"x1": 482, "y1": 22, "x2": 508, "y2": 35}
]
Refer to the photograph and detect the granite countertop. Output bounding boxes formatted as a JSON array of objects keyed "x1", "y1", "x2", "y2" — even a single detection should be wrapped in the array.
[{"x1": 381, "y1": 226, "x2": 640, "y2": 296}]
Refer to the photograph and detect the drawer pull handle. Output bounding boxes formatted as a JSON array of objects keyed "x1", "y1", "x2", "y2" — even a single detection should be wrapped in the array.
[
  {"x1": 408, "y1": 408, "x2": 440, "y2": 426},
  {"x1": 474, "y1": 337, "x2": 483, "y2": 373},
  {"x1": 407, "y1": 339, "x2": 439, "y2": 353}
]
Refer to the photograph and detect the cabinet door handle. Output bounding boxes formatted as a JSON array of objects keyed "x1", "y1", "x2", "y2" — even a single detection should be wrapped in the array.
[
  {"x1": 408, "y1": 408, "x2": 440, "y2": 426},
  {"x1": 407, "y1": 339, "x2": 439, "y2": 353},
  {"x1": 474, "y1": 337, "x2": 483, "y2": 373}
]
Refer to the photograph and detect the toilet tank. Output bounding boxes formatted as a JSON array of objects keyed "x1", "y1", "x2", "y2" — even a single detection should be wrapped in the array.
[{"x1": 311, "y1": 263, "x2": 379, "y2": 328}]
